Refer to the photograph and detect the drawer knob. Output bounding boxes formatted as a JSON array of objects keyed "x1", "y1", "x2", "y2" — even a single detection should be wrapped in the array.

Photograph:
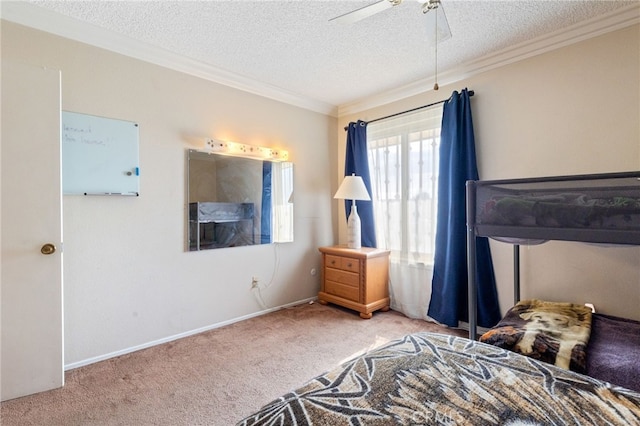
[
  {"x1": 330, "y1": 260, "x2": 336, "y2": 265},
  {"x1": 347, "y1": 262, "x2": 353, "y2": 268}
]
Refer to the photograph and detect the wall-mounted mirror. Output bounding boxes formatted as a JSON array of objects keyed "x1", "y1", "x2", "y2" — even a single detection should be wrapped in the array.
[{"x1": 187, "y1": 149, "x2": 293, "y2": 251}]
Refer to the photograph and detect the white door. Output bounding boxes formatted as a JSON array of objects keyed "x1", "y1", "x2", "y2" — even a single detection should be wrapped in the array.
[{"x1": 1, "y1": 60, "x2": 64, "y2": 401}]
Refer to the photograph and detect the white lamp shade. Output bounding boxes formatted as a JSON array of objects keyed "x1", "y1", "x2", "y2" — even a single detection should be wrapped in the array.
[{"x1": 334, "y1": 175, "x2": 371, "y2": 201}]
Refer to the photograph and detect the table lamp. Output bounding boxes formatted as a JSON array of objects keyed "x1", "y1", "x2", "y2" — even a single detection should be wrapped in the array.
[{"x1": 334, "y1": 174, "x2": 371, "y2": 249}]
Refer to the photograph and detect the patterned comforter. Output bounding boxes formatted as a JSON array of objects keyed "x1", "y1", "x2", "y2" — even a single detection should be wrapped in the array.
[{"x1": 237, "y1": 332, "x2": 640, "y2": 425}]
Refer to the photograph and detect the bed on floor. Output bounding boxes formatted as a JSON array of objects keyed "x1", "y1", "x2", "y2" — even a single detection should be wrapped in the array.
[
  {"x1": 237, "y1": 332, "x2": 640, "y2": 425},
  {"x1": 466, "y1": 171, "x2": 640, "y2": 393},
  {"x1": 238, "y1": 172, "x2": 640, "y2": 425}
]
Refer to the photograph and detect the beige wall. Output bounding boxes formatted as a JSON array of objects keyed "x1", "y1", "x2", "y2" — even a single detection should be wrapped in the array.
[
  {"x1": 339, "y1": 24, "x2": 640, "y2": 321},
  {"x1": 3, "y1": 18, "x2": 638, "y2": 371},
  {"x1": 2, "y1": 21, "x2": 336, "y2": 367}
]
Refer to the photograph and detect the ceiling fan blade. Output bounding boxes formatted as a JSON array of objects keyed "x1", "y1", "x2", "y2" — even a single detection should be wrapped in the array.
[
  {"x1": 423, "y1": 0, "x2": 451, "y2": 45},
  {"x1": 330, "y1": 0, "x2": 398, "y2": 24}
]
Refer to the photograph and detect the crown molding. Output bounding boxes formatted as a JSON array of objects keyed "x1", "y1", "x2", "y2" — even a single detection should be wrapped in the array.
[
  {"x1": 3, "y1": 2, "x2": 637, "y2": 119},
  {"x1": 0, "y1": 1, "x2": 339, "y2": 117},
  {"x1": 338, "y1": 3, "x2": 640, "y2": 116}
]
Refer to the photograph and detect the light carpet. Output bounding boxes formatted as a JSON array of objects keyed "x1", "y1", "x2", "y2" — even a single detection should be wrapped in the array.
[{"x1": 1, "y1": 302, "x2": 465, "y2": 425}]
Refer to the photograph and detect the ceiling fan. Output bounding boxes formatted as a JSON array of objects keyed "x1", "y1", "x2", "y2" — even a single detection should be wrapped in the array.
[
  {"x1": 330, "y1": 0, "x2": 451, "y2": 44},
  {"x1": 331, "y1": 0, "x2": 452, "y2": 90}
]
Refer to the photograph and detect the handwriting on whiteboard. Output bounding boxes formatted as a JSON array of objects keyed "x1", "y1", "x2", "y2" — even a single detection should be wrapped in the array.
[{"x1": 63, "y1": 123, "x2": 108, "y2": 146}]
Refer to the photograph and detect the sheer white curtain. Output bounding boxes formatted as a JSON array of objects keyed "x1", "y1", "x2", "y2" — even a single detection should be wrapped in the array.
[
  {"x1": 272, "y1": 161, "x2": 294, "y2": 242},
  {"x1": 367, "y1": 105, "x2": 443, "y2": 319}
]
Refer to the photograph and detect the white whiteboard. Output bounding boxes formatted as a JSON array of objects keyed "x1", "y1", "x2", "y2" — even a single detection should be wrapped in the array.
[{"x1": 62, "y1": 111, "x2": 139, "y2": 195}]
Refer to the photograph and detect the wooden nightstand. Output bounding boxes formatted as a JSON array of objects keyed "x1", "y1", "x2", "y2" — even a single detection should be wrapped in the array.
[{"x1": 317, "y1": 245, "x2": 390, "y2": 319}]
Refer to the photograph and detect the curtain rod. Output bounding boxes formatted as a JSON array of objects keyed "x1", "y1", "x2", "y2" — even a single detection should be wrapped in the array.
[{"x1": 343, "y1": 89, "x2": 474, "y2": 131}]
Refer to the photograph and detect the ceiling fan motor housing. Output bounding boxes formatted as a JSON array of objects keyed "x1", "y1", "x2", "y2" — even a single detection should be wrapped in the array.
[{"x1": 423, "y1": 0, "x2": 440, "y2": 14}]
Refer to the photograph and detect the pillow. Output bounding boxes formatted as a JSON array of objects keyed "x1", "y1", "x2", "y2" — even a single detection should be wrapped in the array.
[{"x1": 480, "y1": 299, "x2": 592, "y2": 373}]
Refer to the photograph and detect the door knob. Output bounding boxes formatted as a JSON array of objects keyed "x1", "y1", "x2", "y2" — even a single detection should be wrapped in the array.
[{"x1": 41, "y1": 243, "x2": 56, "y2": 255}]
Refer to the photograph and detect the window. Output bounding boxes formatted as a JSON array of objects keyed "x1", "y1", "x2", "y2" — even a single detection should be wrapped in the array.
[{"x1": 367, "y1": 105, "x2": 443, "y2": 265}]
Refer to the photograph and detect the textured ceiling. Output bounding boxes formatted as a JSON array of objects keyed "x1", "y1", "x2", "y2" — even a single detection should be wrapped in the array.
[{"x1": 8, "y1": 1, "x2": 640, "y2": 113}]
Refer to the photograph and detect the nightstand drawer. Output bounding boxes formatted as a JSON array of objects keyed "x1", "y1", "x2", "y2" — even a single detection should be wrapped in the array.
[
  {"x1": 325, "y1": 254, "x2": 360, "y2": 273},
  {"x1": 325, "y1": 267, "x2": 359, "y2": 287},
  {"x1": 325, "y1": 280, "x2": 359, "y2": 302}
]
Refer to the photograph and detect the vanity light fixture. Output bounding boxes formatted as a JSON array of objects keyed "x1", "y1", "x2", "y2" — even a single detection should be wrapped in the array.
[{"x1": 205, "y1": 138, "x2": 289, "y2": 162}]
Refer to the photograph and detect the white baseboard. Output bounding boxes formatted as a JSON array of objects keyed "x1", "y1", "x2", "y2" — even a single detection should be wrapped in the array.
[{"x1": 64, "y1": 296, "x2": 317, "y2": 371}]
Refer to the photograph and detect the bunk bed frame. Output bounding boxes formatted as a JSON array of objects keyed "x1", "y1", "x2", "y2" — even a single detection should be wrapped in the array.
[
  {"x1": 466, "y1": 171, "x2": 640, "y2": 392},
  {"x1": 466, "y1": 170, "x2": 640, "y2": 341}
]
